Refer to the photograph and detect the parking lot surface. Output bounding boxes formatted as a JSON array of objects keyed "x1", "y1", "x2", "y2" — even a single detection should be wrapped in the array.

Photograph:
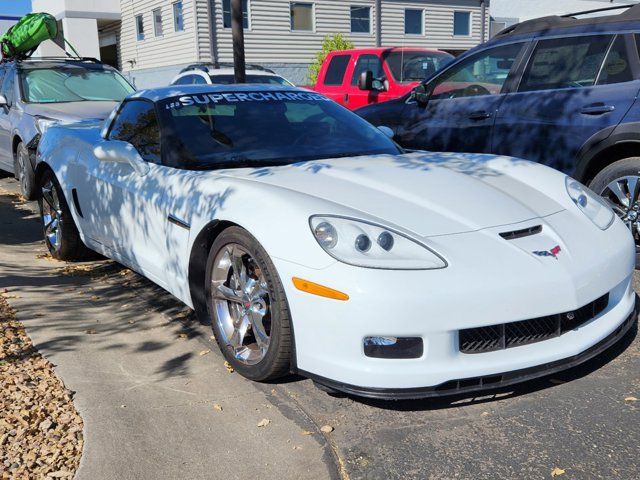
[{"x1": 1, "y1": 175, "x2": 638, "y2": 480}]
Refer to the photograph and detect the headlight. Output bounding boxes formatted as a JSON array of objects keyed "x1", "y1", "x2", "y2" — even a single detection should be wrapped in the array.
[
  {"x1": 565, "y1": 176, "x2": 615, "y2": 230},
  {"x1": 35, "y1": 117, "x2": 58, "y2": 134},
  {"x1": 310, "y1": 215, "x2": 447, "y2": 270}
]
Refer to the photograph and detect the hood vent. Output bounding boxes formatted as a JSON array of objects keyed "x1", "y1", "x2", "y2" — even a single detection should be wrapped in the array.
[{"x1": 499, "y1": 225, "x2": 542, "y2": 240}]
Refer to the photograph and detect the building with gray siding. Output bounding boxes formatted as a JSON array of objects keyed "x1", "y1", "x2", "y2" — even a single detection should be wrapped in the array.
[
  {"x1": 116, "y1": 0, "x2": 490, "y2": 87},
  {"x1": 0, "y1": 14, "x2": 20, "y2": 37}
]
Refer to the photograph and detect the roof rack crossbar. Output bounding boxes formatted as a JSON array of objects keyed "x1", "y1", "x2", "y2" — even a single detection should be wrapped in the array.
[
  {"x1": 561, "y1": 4, "x2": 636, "y2": 18},
  {"x1": 179, "y1": 62, "x2": 276, "y2": 75}
]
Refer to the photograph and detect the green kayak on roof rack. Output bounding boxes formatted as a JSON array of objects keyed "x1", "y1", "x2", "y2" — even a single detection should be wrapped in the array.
[{"x1": 1, "y1": 12, "x2": 58, "y2": 59}]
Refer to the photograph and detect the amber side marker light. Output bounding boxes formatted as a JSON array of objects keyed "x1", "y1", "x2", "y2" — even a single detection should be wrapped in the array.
[{"x1": 292, "y1": 277, "x2": 349, "y2": 301}]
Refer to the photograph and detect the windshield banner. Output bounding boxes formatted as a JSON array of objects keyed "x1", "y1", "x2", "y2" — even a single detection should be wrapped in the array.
[{"x1": 165, "y1": 91, "x2": 331, "y2": 110}]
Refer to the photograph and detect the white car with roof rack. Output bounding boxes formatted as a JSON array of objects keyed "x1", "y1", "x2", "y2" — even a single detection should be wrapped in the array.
[
  {"x1": 34, "y1": 84, "x2": 638, "y2": 399},
  {"x1": 171, "y1": 63, "x2": 295, "y2": 87}
]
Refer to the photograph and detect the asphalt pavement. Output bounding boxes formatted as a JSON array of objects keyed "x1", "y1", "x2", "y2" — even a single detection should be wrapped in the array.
[{"x1": 1, "y1": 174, "x2": 638, "y2": 480}]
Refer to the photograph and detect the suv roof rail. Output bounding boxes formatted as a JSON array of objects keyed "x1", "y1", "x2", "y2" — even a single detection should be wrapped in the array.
[
  {"x1": 495, "y1": 3, "x2": 640, "y2": 38},
  {"x1": 2, "y1": 55, "x2": 103, "y2": 65},
  {"x1": 179, "y1": 62, "x2": 276, "y2": 74}
]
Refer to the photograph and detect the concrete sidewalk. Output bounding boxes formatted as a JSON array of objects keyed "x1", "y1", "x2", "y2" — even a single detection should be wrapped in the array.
[{"x1": 0, "y1": 181, "x2": 336, "y2": 480}]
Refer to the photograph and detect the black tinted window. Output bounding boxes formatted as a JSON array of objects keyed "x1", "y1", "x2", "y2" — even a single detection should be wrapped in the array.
[
  {"x1": 158, "y1": 90, "x2": 399, "y2": 170},
  {"x1": 597, "y1": 35, "x2": 633, "y2": 85},
  {"x1": 174, "y1": 75, "x2": 198, "y2": 85},
  {"x1": 109, "y1": 100, "x2": 161, "y2": 163},
  {"x1": 351, "y1": 54, "x2": 384, "y2": 85},
  {"x1": 1, "y1": 69, "x2": 15, "y2": 106},
  {"x1": 324, "y1": 55, "x2": 350, "y2": 86},
  {"x1": 519, "y1": 35, "x2": 612, "y2": 92}
]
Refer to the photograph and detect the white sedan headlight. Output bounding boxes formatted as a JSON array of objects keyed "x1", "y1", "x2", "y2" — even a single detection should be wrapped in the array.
[
  {"x1": 310, "y1": 215, "x2": 446, "y2": 270},
  {"x1": 565, "y1": 177, "x2": 615, "y2": 230}
]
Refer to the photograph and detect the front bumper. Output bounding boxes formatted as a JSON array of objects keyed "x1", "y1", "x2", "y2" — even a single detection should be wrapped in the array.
[
  {"x1": 301, "y1": 302, "x2": 638, "y2": 400},
  {"x1": 274, "y1": 210, "x2": 637, "y2": 394}
]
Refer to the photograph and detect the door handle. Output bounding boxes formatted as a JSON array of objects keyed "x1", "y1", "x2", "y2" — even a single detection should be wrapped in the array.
[
  {"x1": 343, "y1": 93, "x2": 349, "y2": 104},
  {"x1": 580, "y1": 104, "x2": 615, "y2": 115},
  {"x1": 468, "y1": 111, "x2": 492, "y2": 120}
]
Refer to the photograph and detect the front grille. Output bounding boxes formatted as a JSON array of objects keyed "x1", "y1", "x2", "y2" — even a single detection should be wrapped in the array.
[{"x1": 459, "y1": 293, "x2": 609, "y2": 354}]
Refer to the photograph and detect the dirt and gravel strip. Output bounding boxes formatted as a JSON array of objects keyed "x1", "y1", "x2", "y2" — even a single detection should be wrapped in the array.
[{"x1": 0, "y1": 290, "x2": 83, "y2": 480}]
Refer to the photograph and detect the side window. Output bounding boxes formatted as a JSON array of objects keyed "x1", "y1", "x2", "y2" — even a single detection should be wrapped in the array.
[
  {"x1": 324, "y1": 54, "x2": 350, "y2": 86},
  {"x1": 192, "y1": 75, "x2": 207, "y2": 84},
  {"x1": 109, "y1": 100, "x2": 161, "y2": 164},
  {"x1": 519, "y1": 35, "x2": 612, "y2": 92},
  {"x1": 597, "y1": 35, "x2": 633, "y2": 85},
  {"x1": 175, "y1": 74, "x2": 206, "y2": 85},
  {"x1": 1, "y1": 69, "x2": 15, "y2": 107},
  {"x1": 430, "y1": 42, "x2": 523, "y2": 100},
  {"x1": 0, "y1": 67, "x2": 6, "y2": 99},
  {"x1": 351, "y1": 54, "x2": 384, "y2": 85}
]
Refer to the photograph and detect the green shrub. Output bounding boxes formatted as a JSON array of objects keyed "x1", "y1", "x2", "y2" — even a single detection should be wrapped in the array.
[{"x1": 307, "y1": 33, "x2": 354, "y2": 85}]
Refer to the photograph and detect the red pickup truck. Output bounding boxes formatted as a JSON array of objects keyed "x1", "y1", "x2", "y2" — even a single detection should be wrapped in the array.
[{"x1": 312, "y1": 47, "x2": 453, "y2": 110}]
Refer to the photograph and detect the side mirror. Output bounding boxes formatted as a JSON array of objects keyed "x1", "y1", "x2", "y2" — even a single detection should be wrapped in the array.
[
  {"x1": 411, "y1": 84, "x2": 430, "y2": 106},
  {"x1": 93, "y1": 140, "x2": 150, "y2": 176},
  {"x1": 0, "y1": 94, "x2": 7, "y2": 108},
  {"x1": 358, "y1": 70, "x2": 374, "y2": 91},
  {"x1": 377, "y1": 126, "x2": 394, "y2": 139}
]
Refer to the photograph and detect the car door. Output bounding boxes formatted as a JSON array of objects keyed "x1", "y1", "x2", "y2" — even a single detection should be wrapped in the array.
[
  {"x1": 318, "y1": 53, "x2": 352, "y2": 106},
  {"x1": 395, "y1": 42, "x2": 527, "y2": 153},
  {"x1": 346, "y1": 53, "x2": 395, "y2": 109},
  {"x1": 492, "y1": 34, "x2": 640, "y2": 174},
  {"x1": 0, "y1": 66, "x2": 11, "y2": 171},
  {"x1": 79, "y1": 99, "x2": 171, "y2": 286}
]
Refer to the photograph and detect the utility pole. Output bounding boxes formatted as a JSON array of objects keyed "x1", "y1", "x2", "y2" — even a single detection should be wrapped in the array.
[{"x1": 231, "y1": 0, "x2": 246, "y2": 83}]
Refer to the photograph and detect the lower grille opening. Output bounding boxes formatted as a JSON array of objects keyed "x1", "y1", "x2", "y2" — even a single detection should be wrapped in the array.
[{"x1": 459, "y1": 293, "x2": 609, "y2": 354}]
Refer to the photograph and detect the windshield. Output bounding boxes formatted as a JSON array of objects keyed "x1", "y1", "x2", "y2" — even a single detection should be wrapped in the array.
[
  {"x1": 385, "y1": 51, "x2": 454, "y2": 82},
  {"x1": 21, "y1": 67, "x2": 134, "y2": 103},
  {"x1": 159, "y1": 90, "x2": 399, "y2": 170},
  {"x1": 209, "y1": 74, "x2": 294, "y2": 86}
]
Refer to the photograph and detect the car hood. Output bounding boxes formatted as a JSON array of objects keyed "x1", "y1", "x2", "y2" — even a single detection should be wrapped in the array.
[
  {"x1": 23, "y1": 101, "x2": 118, "y2": 122},
  {"x1": 226, "y1": 152, "x2": 566, "y2": 237}
]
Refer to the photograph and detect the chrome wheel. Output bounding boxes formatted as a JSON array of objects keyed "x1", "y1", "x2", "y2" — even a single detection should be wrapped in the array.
[
  {"x1": 600, "y1": 175, "x2": 640, "y2": 243},
  {"x1": 17, "y1": 145, "x2": 29, "y2": 195},
  {"x1": 41, "y1": 179, "x2": 63, "y2": 252},
  {"x1": 210, "y1": 244, "x2": 271, "y2": 365}
]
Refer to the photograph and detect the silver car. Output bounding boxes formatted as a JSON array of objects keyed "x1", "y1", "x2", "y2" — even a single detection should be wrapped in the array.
[{"x1": 0, "y1": 58, "x2": 135, "y2": 199}]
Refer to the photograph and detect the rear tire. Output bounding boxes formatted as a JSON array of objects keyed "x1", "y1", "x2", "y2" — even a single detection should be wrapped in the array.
[
  {"x1": 205, "y1": 227, "x2": 292, "y2": 382},
  {"x1": 15, "y1": 142, "x2": 36, "y2": 200},
  {"x1": 37, "y1": 168, "x2": 93, "y2": 261},
  {"x1": 589, "y1": 157, "x2": 640, "y2": 267}
]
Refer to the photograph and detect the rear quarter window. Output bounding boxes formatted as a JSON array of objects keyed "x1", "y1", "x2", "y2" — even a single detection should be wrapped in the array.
[{"x1": 324, "y1": 55, "x2": 351, "y2": 86}]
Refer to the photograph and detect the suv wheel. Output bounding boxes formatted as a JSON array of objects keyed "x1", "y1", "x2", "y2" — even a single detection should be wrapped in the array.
[
  {"x1": 589, "y1": 157, "x2": 640, "y2": 266},
  {"x1": 14, "y1": 142, "x2": 36, "y2": 200}
]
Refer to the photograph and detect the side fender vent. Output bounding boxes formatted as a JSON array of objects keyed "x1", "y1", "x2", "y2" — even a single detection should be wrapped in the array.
[
  {"x1": 71, "y1": 188, "x2": 83, "y2": 218},
  {"x1": 499, "y1": 225, "x2": 542, "y2": 240}
]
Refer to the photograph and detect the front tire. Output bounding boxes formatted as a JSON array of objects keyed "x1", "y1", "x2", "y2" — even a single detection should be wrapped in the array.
[
  {"x1": 589, "y1": 157, "x2": 640, "y2": 266},
  {"x1": 205, "y1": 227, "x2": 292, "y2": 381},
  {"x1": 15, "y1": 142, "x2": 36, "y2": 200},
  {"x1": 38, "y1": 169, "x2": 93, "y2": 261}
]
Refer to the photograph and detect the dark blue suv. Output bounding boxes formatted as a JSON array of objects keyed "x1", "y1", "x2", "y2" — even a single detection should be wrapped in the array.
[{"x1": 356, "y1": 5, "x2": 640, "y2": 254}]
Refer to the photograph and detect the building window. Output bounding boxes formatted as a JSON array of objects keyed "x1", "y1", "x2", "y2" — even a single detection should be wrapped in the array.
[
  {"x1": 291, "y1": 2, "x2": 313, "y2": 31},
  {"x1": 135, "y1": 14, "x2": 144, "y2": 41},
  {"x1": 173, "y1": 2, "x2": 184, "y2": 32},
  {"x1": 153, "y1": 9, "x2": 163, "y2": 37},
  {"x1": 454, "y1": 11, "x2": 471, "y2": 36},
  {"x1": 404, "y1": 9, "x2": 423, "y2": 35},
  {"x1": 223, "y1": 0, "x2": 249, "y2": 29},
  {"x1": 350, "y1": 6, "x2": 370, "y2": 34}
]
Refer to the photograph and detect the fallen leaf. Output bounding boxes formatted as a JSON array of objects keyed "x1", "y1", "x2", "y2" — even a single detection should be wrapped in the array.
[
  {"x1": 551, "y1": 467, "x2": 566, "y2": 477},
  {"x1": 213, "y1": 404, "x2": 223, "y2": 412},
  {"x1": 85, "y1": 329, "x2": 97, "y2": 335},
  {"x1": 301, "y1": 430, "x2": 313, "y2": 436},
  {"x1": 320, "y1": 425, "x2": 334, "y2": 433},
  {"x1": 257, "y1": 418, "x2": 270, "y2": 428},
  {"x1": 90, "y1": 295, "x2": 100, "y2": 301},
  {"x1": 209, "y1": 335, "x2": 216, "y2": 341},
  {"x1": 224, "y1": 361, "x2": 234, "y2": 373},
  {"x1": 480, "y1": 411, "x2": 489, "y2": 417},
  {"x1": 199, "y1": 350, "x2": 211, "y2": 356},
  {"x1": 178, "y1": 333, "x2": 188, "y2": 339},
  {"x1": 128, "y1": 320, "x2": 135, "y2": 325},
  {"x1": 624, "y1": 396, "x2": 638, "y2": 402}
]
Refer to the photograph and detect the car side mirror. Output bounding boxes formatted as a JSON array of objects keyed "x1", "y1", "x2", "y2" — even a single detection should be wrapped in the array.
[
  {"x1": 411, "y1": 84, "x2": 430, "y2": 106},
  {"x1": 377, "y1": 126, "x2": 394, "y2": 139},
  {"x1": 0, "y1": 94, "x2": 7, "y2": 108},
  {"x1": 358, "y1": 70, "x2": 374, "y2": 91},
  {"x1": 93, "y1": 140, "x2": 150, "y2": 176}
]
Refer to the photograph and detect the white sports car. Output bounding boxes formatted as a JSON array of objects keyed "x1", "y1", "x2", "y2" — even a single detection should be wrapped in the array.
[{"x1": 35, "y1": 85, "x2": 637, "y2": 399}]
